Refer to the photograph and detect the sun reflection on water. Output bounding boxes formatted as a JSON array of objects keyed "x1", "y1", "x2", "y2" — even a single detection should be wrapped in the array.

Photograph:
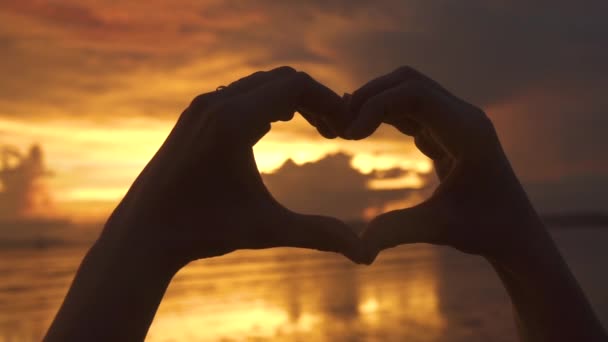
[
  {"x1": 355, "y1": 246, "x2": 446, "y2": 341},
  {"x1": 358, "y1": 297, "x2": 380, "y2": 315},
  {"x1": 144, "y1": 247, "x2": 446, "y2": 341},
  {"x1": 147, "y1": 302, "x2": 321, "y2": 341}
]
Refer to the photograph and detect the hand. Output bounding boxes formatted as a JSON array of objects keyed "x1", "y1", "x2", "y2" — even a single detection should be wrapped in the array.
[
  {"x1": 345, "y1": 66, "x2": 546, "y2": 264},
  {"x1": 100, "y1": 66, "x2": 365, "y2": 269}
]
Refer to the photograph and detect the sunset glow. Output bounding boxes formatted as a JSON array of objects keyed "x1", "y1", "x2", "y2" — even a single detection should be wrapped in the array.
[
  {"x1": 2, "y1": 112, "x2": 431, "y2": 221},
  {"x1": 2, "y1": 0, "x2": 607, "y2": 222},
  {"x1": 2, "y1": 2, "x2": 607, "y2": 342}
]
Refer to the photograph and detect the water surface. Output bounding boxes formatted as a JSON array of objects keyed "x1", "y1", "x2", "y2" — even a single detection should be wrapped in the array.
[{"x1": 0, "y1": 228, "x2": 606, "y2": 341}]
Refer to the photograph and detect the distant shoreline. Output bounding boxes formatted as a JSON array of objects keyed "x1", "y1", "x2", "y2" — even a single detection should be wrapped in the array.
[
  {"x1": 347, "y1": 212, "x2": 608, "y2": 232},
  {"x1": 540, "y1": 213, "x2": 608, "y2": 228}
]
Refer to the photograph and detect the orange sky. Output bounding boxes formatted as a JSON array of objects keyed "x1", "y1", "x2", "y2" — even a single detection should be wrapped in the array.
[
  {"x1": 1, "y1": 0, "x2": 607, "y2": 222},
  {"x1": 1, "y1": 115, "x2": 431, "y2": 221},
  {"x1": 0, "y1": 1, "x2": 434, "y2": 221}
]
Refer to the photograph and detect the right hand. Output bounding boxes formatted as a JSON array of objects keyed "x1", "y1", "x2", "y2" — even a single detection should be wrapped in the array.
[
  {"x1": 101, "y1": 66, "x2": 365, "y2": 269},
  {"x1": 345, "y1": 66, "x2": 547, "y2": 264}
]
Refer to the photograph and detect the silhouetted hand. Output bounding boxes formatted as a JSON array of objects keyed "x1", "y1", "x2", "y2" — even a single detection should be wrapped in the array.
[
  {"x1": 101, "y1": 66, "x2": 364, "y2": 268},
  {"x1": 345, "y1": 66, "x2": 544, "y2": 264},
  {"x1": 47, "y1": 67, "x2": 607, "y2": 342}
]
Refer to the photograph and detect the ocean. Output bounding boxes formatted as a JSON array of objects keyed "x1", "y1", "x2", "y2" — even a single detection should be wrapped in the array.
[{"x1": 0, "y1": 227, "x2": 606, "y2": 341}]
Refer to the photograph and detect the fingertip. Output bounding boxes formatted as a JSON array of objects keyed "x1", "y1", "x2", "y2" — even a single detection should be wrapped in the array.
[
  {"x1": 342, "y1": 232, "x2": 370, "y2": 265},
  {"x1": 342, "y1": 92, "x2": 353, "y2": 105},
  {"x1": 345, "y1": 250, "x2": 371, "y2": 265},
  {"x1": 298, "y1": 108, "x2": 339, "y2": 139},
  {"x1": 293, "y1": 213, "x2": 367, "y2": 263},
  {"x1": 361, "y1": 245, "x2": 379, "y2": 265},
  {"x1": 343, "y1": 127, "x2": 356, "y2": 140},
  {"x1": 360, "y1": 231, "x2": 382, "y2": 264},
  {"x1": 344, "y1": 102, "x2": 383, "y2": 140},
  {"x1": 344, "y1": 123, "x2": 372, "y2": 140},
  {"x1": 274, "y1": 65, "x2": 297, "y2": 74},
  {"x1": 316, "y1": 121, "x2": 338, "y2": 139},
  {"x1": 346, "y1": 241, "x2": 374, "y2": 265},
  {"x1": 320, "y1": 131, "x2": 338, "y2": 139}
]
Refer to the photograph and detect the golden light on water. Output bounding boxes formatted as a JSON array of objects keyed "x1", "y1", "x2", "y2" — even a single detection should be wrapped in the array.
[
  {"x1": 143, "y1": 247, "x2": 446, "y2": 341},
  {"x1": 147, "y1": 304, "x2": 318, "y2": 341},
  {"x1": 358, "y1": 297, "x2": 380, "y2": 314},
  {"x1": 357, "y1": 247, "x2": 445, "y2": 339}
]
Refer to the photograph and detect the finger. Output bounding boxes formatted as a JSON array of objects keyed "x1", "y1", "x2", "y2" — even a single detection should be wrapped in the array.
[
  {"x1": 344, "y1": 99, "x2": 385, "y2": 140},
  {"x1": 345, "y1": 66, "x2": 458, "y2": 140},
  {"x1": 349, "y1": 66, "x2": 452, "y2": 115},
  {"x1": 346, "y1": 80, "x2": 461, "y2": 146},
  {"x1": 190, "y1": 66, "x2": 296, "y2": 113},
  {"x1": 225, "y1": 67, "x2": 339, "y2": 139},
  {"x1": 316, "y1": 120, "x2": 339, "y2": 139},
  {"x1": 224, "y1": 66, "x2": 296, "y2": 96},
  {"x1": 414, "y1": 130, "x2": 446, "y2": 160},
  {"x1": 158, "y1": 91, "x2": 225, "y2": 162},
  {"x1": 361, "y1": 201, "x2": 442, "y2": 263},
  {"x1": 433, "y1": 156, "x2": 453, "y2": 181},
  {"x1": 350, "y1": 68, "x2": 413, "y2": 114},
  {"x1": 387, "y1": 117, "x2": 422, "y2": 136},
  {"x1": 232, "y1": 72, "x2": 347, "y2": 145},
  {"x1": 285, "y1": 213, "x2": 367, "y2": 264},
  {"x1": 299, "y1": 108, "x2": 338, "y2": 139},
  {"x1": 288, "y1": 72, "x2": 349, "y2": 135},
  {"x1": 294, "y1": 72, "x2": 349, "y2": 135},
  {"x1": 186, "y1": 67, "x2": 297, "y2": 132}
]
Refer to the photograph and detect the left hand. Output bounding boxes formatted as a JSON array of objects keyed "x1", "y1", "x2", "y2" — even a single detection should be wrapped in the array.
[
  {"x1": 100, "y1": 66, "x2": 366, "y2": 269},
  {"x1": 344, "y1": 66, "x2": 545, "y2": 265}
]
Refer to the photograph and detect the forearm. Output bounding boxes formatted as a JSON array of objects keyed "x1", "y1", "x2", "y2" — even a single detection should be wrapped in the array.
[
  {"x1": 44, "y1": 231, "x2": 180, "y2": 342},
  {"x1": 489, "y1": 222, "x2": 607, "y2": 341}
]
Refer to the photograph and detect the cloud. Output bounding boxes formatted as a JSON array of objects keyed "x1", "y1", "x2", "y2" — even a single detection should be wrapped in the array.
[
  {"x1": 0, "y1": 144, "x2": 53, "y2": 219},
  {"x1": 1, "y1": 1, "x2": 606, "y2": 108},
  {"x1": 261, "y1": 152, "x2": 435, "y2": 221},
  {"x1": 4, "y1": 0, "x2": 606, "y2": 121},
  {"x1": 0, "y1": 0, "x2": 606, "y2": 214},
  {"x1": 331, "y1": 1, "x2": 608, "y2": 103},
  {"x1": 487, "y1": 85, "x2": 608, "y2": 181}
]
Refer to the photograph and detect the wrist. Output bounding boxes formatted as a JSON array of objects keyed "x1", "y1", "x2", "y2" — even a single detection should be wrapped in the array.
[
  {"x1": 488, "y1": 219, "x2": 562, "y2": 277},
  {"x1": 45, "y1": 226, "x2": 181, "y2": 342},
  {"x1": 95, "y1": 222, "x2": 185, "y2": 279}
]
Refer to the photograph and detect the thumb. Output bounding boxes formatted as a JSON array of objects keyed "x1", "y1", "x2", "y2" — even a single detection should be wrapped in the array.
[
  {"x1": 284, "y1": 213, "x2": 367, "y2": 264},
  {"x1": 361, "y1": 201, "x2": 443, "y2": 263}
]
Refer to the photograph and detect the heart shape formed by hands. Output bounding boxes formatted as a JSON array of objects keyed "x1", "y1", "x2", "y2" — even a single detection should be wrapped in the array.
[
  {"x1": 106, "y1": 65, "x2": 536, "y2": 268},
  {"x1": 46, "y1": 65, "x2": 605, "y2": 342}
]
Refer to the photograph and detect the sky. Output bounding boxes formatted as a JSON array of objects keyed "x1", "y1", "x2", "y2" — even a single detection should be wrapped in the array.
[{"x1": 1, "y1": 0, "x2": 607, "y2": 222}]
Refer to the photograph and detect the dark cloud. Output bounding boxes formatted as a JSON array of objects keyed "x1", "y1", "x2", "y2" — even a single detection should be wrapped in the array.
[
  {"x1": 488, "y1": 85, "x2": 608, "y2": 183},
  {"x1": 2, "y1": 1, "x2": 115, "y2": 30},
  {"x1": 332, "y1": 1, "x2": 608, "y2": 105},
  {"x1": 3, "y1": 0, "x2": 605, "y2": 123},
  {"x1": 261, "y1": 153, "x2": 434, "y2": 221},
  {"x1": 0, "y1": 35, "x2": 151, "y2": 117}
]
